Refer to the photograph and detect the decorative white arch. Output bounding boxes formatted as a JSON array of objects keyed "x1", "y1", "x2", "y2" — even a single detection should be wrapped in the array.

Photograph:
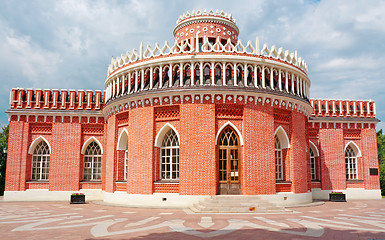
[
  {"x1": 28, "y1": 136, "x2": 51, "y2": 154},
  {"x1": 154, "y1": 123, "x2": 180, "y2": 147},
  {"x1": 117, "y1": 128, "x2": 128, "y2": 150},
  {"x1": 309, "y1": 140, "x2": 320, "y2": 157},
  {"x1": 81, "y1": 136, "x2": 103, "y2": 154},
  {"x1": 274, "y1": 126, "x2": 290, "y2": 149},
  {"x1": 215, "y1": 121, "x2": 244, "y2": 146},
  {"x1": 344, "y1": 141, "x2": 362, "y2": 157}
]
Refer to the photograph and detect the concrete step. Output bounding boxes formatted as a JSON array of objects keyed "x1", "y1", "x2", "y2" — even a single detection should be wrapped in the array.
[{"x1": 190, "y1": 195, "x2": 289, "y2": 213}]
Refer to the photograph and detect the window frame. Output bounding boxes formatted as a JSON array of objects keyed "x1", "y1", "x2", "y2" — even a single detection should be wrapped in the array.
[
  {"x1": 345, "y1": 145, "x2": 358, "y2": 180},
  {"x1": 31, "y1": 141, "x2": 50, "y2": 181},
  {"x1": 160, "y1": 129, "x2": 179, "y2": 181},
  {"x1": 83, "y1": 141, "x2": 102, "y2": 181}
]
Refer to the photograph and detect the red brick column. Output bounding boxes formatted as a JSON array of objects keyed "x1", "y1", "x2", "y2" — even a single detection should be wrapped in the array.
[
  {"x1": 126, "y1": 107, "x2": 154, "y2": 194},
  {"x1": 49, "y1": 122, "x2": 81, "y2": 191},
  {"x1": 105, "y1": 115, "x2": 117, "y2": 193},
  {"x1": 361, "y1": 128, "x2": 381, "y2": 190},
  {"x1": 5, "y1": 120, "x2": 29, "y2": 191},
  {"x1": 242, "y1": 104, "x2": 275, "y2": 195},
  {"x1": 290, "y1": 112, "x2": 308, "y2": 193},
  {"x1": 179, "y1": 104, "x2": 216, "y2": 195},
  {"x1": 319, "y1": 128, "x2": 345, "y2": 190}
]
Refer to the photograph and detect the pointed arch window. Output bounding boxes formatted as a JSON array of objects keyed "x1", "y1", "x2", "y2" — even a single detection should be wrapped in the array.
[
  {"x1": 83, "y1": 141, "x2": 102, "y2": 181},
  {"x1": 275, "y1": 135, "x2": 283, "y2": 180},
  {"x1": 310, "y1": 148, "x2": 316, "y2": 180},
  {"x1": 161, "y1": 129, "x2": 179, "y2": 180},
  {"x1": 31, "y1": 141, "x2": 50, "y2": 180},
  {"x1": 345, "y1": 146, "x2": 357, "y2": 180}
]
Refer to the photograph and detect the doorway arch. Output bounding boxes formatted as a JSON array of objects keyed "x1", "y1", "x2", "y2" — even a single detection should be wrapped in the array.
[{"x1": 218, "y1": 126, "x2": 241, "y2": 195}]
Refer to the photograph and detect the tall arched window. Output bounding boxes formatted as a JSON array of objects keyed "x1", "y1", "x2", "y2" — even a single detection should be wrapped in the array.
[
  {"x1": 218, "y1": 127, "x2": 240, "y2": 183},
  {"x1": 83, "y1": 141, "x2": 102, "y2": 181},
  {"x1": 310, "y1": 148, "x2": 316, "y2": 180},
  {"x1": 275, "y1": 135, "x2": 283, "y2": 180},
  {"x1": 345, "y1": 146, "x2": 357, "y2": 180},
  {"x1": 161, "y1": 129, "x2": 179, "y2": 180},
  {"x1": 32, "y1": 141, "x2": 50, "y2": 180},
  {"x1": 124, "y1": 150, "x2": 128, "y2": 181}
]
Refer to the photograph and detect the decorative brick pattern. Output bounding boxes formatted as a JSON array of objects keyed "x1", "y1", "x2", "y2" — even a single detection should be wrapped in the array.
[
  {"x1": 154, "y1": 105, "x2": 180, "y2": 121},
  {"x1": 153, "y1": 183, "x2": 179, "y2": 193}
]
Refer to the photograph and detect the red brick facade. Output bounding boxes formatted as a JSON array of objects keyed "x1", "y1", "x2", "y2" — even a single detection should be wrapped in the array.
[{"x1": 4, "y1": 11, "x2": 381, "y2": 202}]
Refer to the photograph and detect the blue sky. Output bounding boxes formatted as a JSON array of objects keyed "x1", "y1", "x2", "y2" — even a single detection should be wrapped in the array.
[{"x1": 0, "y1": 0, "x2": 384, "y2": 130}]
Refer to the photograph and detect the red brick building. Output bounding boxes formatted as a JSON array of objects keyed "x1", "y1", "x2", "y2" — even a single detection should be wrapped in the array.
[{"x1": 4, "y1": 10, "x2": 381, "y2": 206}]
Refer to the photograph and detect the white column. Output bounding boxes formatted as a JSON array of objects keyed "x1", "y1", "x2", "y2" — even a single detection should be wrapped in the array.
[
  {"x1": 353, "y1": 102, "x2": 357, "y2": 115},
  {"x1": 169, "y1": 65, "x2": 173, "y2": 87},
  {"x1": 234, "y1": 64, "x2": 238, "y2": 86},
  {"x1": 116, "y1": 77, "x2": 120, "y2": 97},
  {"x1": 332, "y1": 101, "x2": 336, "y2": 115},
  {"x1": 128, "y1": 72, "x2": 131, "y2": 93},
  {"x1": 159, "y1": 66, "x2": 163, "y2": 88},
  {"x1": 340, "y1": 101, "x2": 343, "y2": 116},
  {"x1": 135, "y1": 71, "x2": 138, "y2": 92},
  {"x1": 122, "y1": 74, "x2": 126, "y2": 95},
  {"x1": 180, "y1": 63, "x2": 183, "y2": 87},
  {"x1": 211, "y1": 62, "x2": 215, "y2": 85},
  {"x1": 141, "y1": 69, "x2": 144, "y2": 91},
  {"x1": 285, "y1": 72, "x2": 289, "y2": 92},
  {"x1": 222, "y1": 63, "x2": 226, "y2": 86},
  {"x1": 360, "y1": 102, "x2": 363, "y2": 116},
  {"x1": 367, "y1": 102, "x2": 370, "y2": 116},
  {"x1": 244, "y1": 64, "x2": 247, "y2": 87},
  {"x1": 296, "y1": 76, "x2": 300, "y2": 95},
  {"x1": 325, "y1": 100, "x2": 329, "y2": 115},
  {"x1": 299, "y1": 78, "x2": 303, "y2": 97},
  {"x1": 373, "y1": 102, "x2": 376, "y2": 115},
  {"x1": 261, "y1": 66, "x2": 266, "y2": 88},
  {"x1": 199, "y1": 62, "x2": 203, "y2": 85},
  {"x1": 318, "y1": 100, "x2": 321, "y2": 115},
  {"x1": 270, "y1": 68, "x2": 274, "y2": 90},
  {"x1": 150, "y1": 67, "x2": 153, "y2": 89},
  {"x1": 278, "y1": 69, "x2": 282, "y2": 91},
  {"x1": 254, "y1": 65, "x2": 258, "y2": 88},
  {"x1": 291, "y1": 73, "x2": 295, "y2": 94},
  {"x1": 191, "y1": 64, "x2": 194, "y2": 86},
  {"x1": 112, "y1": 79, "x2": 115, "y2": 97},
  {"x1": 346, "y1": 101, "x2": 350, "y2": 115}
]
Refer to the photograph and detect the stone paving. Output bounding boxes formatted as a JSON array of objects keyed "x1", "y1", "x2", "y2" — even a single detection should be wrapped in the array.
[{"x1": 0, "y1": 199, "x2": 385, "y2": 239}]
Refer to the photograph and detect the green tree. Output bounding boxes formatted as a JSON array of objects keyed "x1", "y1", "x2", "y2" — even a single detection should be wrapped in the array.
[
  {"x1": 0, "y1": 125, "x2": 9, "y2": 195},
  {"x1": 377, "y1": 129, "x2": 385, "y2": 196}
]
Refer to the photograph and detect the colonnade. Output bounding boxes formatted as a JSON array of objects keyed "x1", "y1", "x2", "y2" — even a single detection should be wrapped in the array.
[{"x1": 105, "y1": 60, "x2": 310, "y2": 103}]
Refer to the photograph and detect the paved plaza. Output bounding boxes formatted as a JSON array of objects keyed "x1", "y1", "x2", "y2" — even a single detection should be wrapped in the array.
[{"x1": 0, "y1": 199, "x2": 385, "y2": 239}]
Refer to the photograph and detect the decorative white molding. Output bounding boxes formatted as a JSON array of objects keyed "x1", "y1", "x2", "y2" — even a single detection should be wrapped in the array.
[
  {"x1": 309, "y1": 140, "x2": 319, "y2": 157},
  {"x1": 344, "y1": 141, "x2": 362, "y2": 157},
  {"x1": 274, "y1": 126, "x2": 290, "y2": 149},
  {"x1": 81, "y1": 136, "x2": 104, "y2": 154},
  {"x1": 117, "y1": 128, "x2": 128, "y2": 150},
  {"x1": 154, "y1": 123, "x2": 180, "y2": 147},
  {"x1": 215, "y1": 121, "x2": 244, "y2": 146},
  {"x1": 28, "y1": 136, "x2": 51, "y2": 154}
]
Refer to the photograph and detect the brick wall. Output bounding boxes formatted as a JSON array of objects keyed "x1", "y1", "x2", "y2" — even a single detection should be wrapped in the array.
[{"x1": 179, "y1": 104, "x2": 216, "y2": 195}]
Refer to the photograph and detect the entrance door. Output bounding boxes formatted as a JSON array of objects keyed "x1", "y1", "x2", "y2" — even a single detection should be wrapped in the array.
[{"x1": 218, "y1": 127, "x2": 241, "y2": 195}]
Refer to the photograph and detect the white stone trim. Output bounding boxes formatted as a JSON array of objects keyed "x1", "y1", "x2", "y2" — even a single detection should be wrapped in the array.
[
  {"x1": 344, "y1": 141, "x2": 362, "y2": 157},
  {"x1": 215, "y1": 121, "x2": 244, "y2": 146},
  {"x1": 154, "y1": 123, "x2": 180, "y2": 147},
  {"x1": 28, "y1": 136, "x2": 51, "y2": 154},
  {"x1": 117, "y1": 128, "x2": 128, "y2": 150},
  {"x1": 274, "y1": 126, "x2": 290, "y2": 149},
  {"x1": 309, "y1": 140, "x2": 319, "y2": 157},
  {"x1": 81, "y1": 136, "x2": 104, "y2": 154}
]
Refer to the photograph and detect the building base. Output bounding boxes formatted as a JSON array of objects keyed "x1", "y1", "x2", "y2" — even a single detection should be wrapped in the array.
[{"x1": 312, "y1": 188, "x2": 382, "y2": 200}]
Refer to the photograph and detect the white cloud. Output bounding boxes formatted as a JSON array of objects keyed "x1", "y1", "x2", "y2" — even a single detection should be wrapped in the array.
[
  {"x1": 0, "y1": 22, "x2": 62, "y2": 85},
  {"x1": 0, "y1": 0, "x2": 384, "y2": 130}
]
